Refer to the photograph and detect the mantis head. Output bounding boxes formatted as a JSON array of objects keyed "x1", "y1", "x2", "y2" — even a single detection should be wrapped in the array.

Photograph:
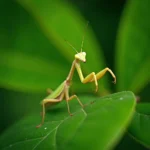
[
  {"x1": 66, "y1": 22, "x2": 89, "y2": 63},
  {"x1": 65, "y1": 40, "x2": 86, "y2": 62},
  {"x1": 75, "y1": 52, "x2": 86, "y2": 62}
]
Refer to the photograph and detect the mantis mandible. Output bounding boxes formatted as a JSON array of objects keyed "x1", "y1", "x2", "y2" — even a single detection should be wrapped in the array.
[{"x1": 36, "y1": 31, "x2": 116, "y2": 128}]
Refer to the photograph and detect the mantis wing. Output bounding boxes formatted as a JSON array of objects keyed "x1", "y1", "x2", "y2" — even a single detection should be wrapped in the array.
[{"x1": 44, "y1": 81, "x2": 65, "y2": 99}]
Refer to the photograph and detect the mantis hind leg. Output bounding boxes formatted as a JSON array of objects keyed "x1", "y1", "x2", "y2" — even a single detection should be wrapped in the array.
[{"x1": 36, "y1": 98, "x2": 62, "y2": 128}]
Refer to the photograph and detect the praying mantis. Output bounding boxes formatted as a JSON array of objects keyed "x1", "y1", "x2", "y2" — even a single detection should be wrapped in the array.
[{"x1": 36, "y1": 30, "x2": 116, "y2": 128}]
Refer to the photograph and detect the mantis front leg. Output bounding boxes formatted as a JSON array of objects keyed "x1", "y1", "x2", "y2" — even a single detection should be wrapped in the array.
[{"x1": 75, "y1": 63, "x2": 116, "y2": 92}]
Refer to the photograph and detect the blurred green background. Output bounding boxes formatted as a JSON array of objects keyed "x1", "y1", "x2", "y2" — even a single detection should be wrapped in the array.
[{"x1": 0, "y1": 0, "x2": 149, "y2": 149}]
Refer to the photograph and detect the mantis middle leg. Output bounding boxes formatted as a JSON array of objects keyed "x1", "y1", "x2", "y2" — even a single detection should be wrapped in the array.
[{"x1": 65, "y1": 88, "x2": 84, "y2": 116}]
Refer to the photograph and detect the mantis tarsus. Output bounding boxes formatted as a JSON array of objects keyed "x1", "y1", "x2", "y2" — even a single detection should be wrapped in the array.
[{"x1": 36, "y1": 33, "x2": 116, "y2": 128}]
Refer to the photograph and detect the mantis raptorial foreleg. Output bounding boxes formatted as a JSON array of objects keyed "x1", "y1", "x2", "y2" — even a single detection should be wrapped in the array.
[
  {"x1": 95, "y1": 67, "x2": 116, "y2": 83},
  {"x1": 82, "y1": 72, "x2": 98, "y2": 92},
  {"x1": 75, "y1": 62, "x2": 116, "y2": 92}
]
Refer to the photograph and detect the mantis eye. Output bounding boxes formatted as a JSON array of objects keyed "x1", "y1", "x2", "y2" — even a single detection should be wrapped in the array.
[{"x1": 83, "y1": 52, "x2": 86, "y2": 55}]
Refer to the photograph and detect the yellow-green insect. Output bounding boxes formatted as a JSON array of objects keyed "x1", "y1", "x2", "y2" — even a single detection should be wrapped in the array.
[{"x1": 36, "y1": 34, "x2": 116, "y2": 128}]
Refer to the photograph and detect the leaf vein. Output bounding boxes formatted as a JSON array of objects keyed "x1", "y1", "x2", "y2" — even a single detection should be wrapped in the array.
[{"x1": 33, "y1": 115, "x2": 71, "y2": 149}]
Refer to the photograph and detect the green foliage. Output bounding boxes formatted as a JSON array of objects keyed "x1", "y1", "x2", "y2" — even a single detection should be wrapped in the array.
[
  {"x1": 0, "y1": 92, "x2": 135, "y2": 150},
  {"x1": 116, "y1": 0, "x2": 150, "y2": 93},
  {"x1": 129, "y1": 103, "x2": 150, "y2": 148},
  {"x1": 0, "y1": 51, "x2": 67, "y2": 92},
  {"x1": 0, "y1": 0, "x2": 149, "y2": 149}
]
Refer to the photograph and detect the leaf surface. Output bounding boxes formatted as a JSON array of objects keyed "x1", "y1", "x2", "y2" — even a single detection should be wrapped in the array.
[
  {"x1": 0, "y1": 91, "x2": 136, "y2": 150},
  {"x1": 129, "y1": 103, "x2": 150, "y2": 148}
]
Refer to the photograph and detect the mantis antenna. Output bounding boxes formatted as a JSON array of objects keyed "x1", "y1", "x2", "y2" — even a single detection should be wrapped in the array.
[
  {"x1": 65, "y1": 40, "x2": 78, "y2": 53},
  {"x1": 81, "y1": 21, "x2": 89, "y2": 52}
]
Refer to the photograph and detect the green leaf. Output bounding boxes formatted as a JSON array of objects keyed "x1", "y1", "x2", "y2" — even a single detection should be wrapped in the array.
[
  {"x1": 129, "y1": 103, "x2": 150, "y2": 148},
  {"x1": 0, "y1": 51, "x2": 67, "y2": 92},
  {"x1": 116, "y1": 0, "x2": 150, "y2": 93},
  {"x1": 17, "y1": 0, "x2": 110, "y2": 92},
  {"x1": 0, "y1": 91, "x2": 136, "y2": 150},
  {"x1": 0, "y1": 1, "x2": 70, "y2": 92},
  {"x1": 0, "y1": 89, "x2": 43, "y2": 133}
]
